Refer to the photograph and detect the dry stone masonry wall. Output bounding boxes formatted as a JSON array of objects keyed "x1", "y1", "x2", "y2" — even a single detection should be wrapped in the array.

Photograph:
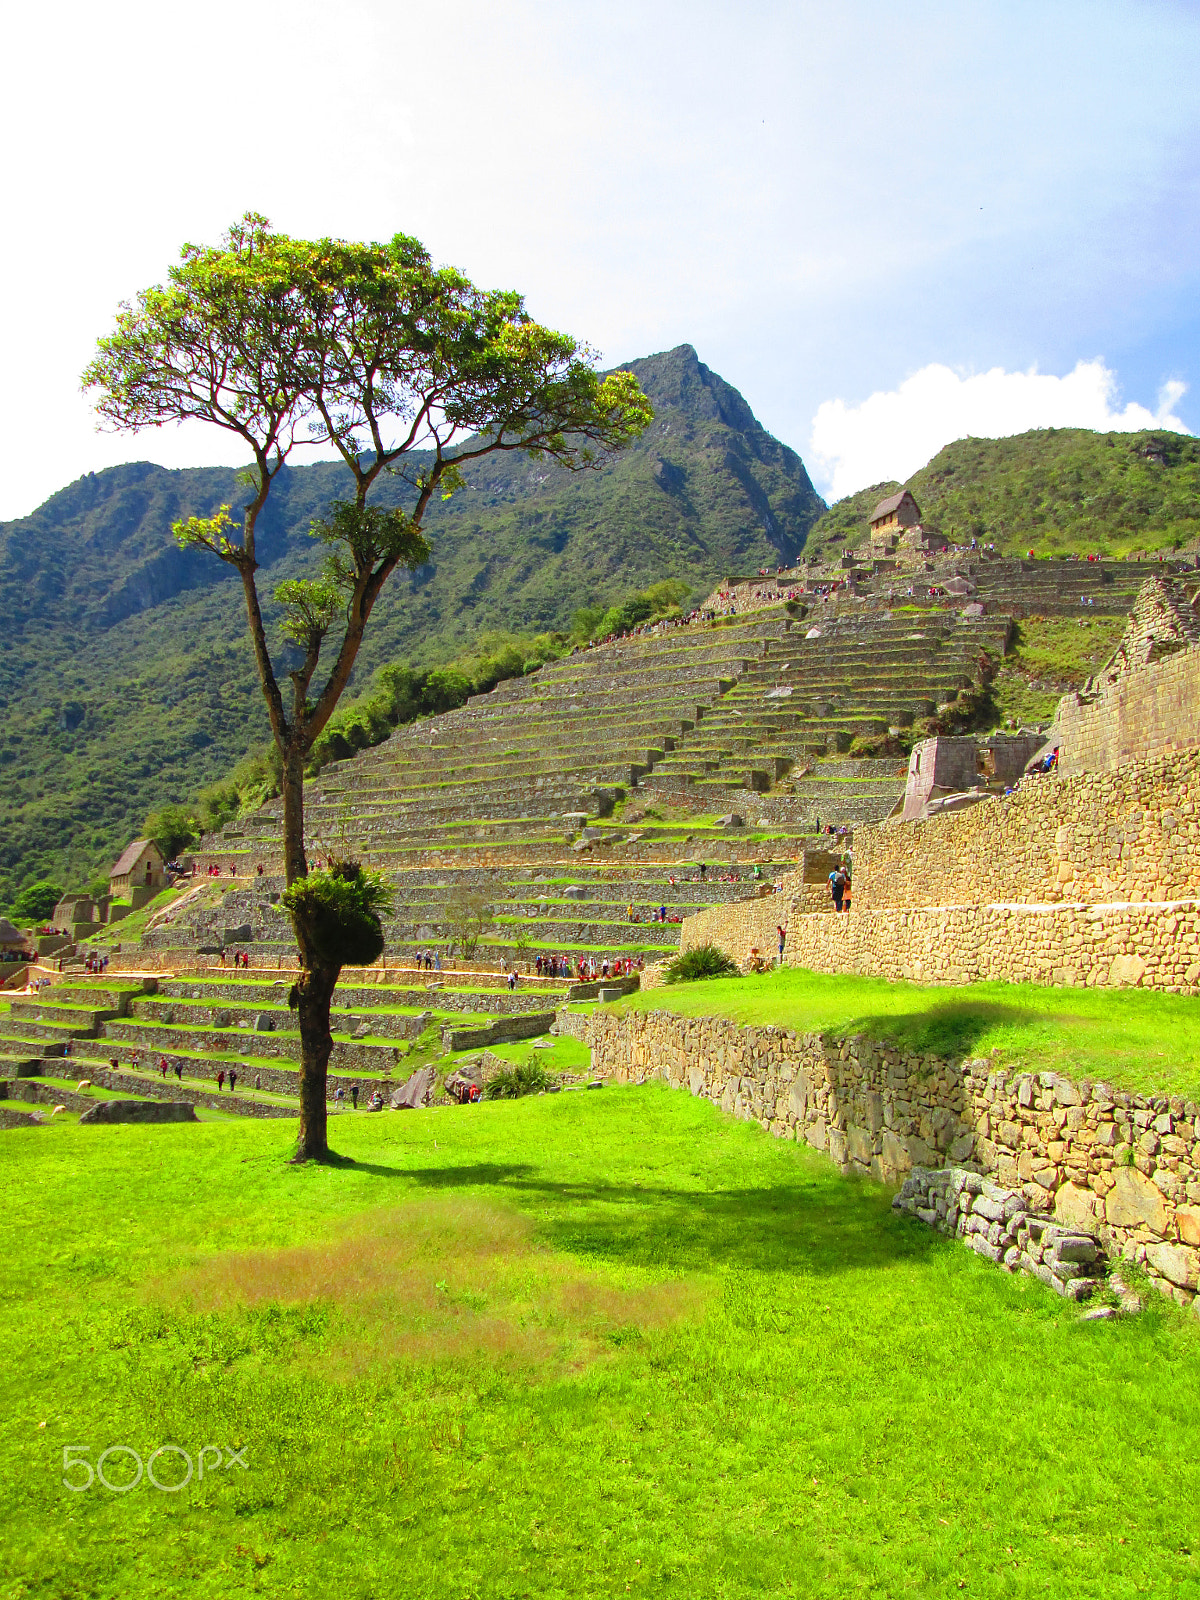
[
  {"x1": 683, "y1": 743, "x2": 1200, "y2": 992},
  {"x1": 894, "y1": 1167, "x2": 1107, "y2": 1301},
  {"x1": 588, "y1": 1008, "x2": 1200, "y2": 1313}
]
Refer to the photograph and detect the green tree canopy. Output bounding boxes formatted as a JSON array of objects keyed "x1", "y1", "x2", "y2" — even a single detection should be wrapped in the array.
[
  {"x1": 143, "y1": 804, "x2": 199, "y2": 860},
  {"x1": 11, "y1": 879, "x2": 62, "y2": 923}
]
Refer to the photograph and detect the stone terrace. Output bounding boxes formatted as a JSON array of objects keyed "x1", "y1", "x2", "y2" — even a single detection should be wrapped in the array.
[{"x1": 167, "y1": 570, "x2": 1146, "y2": 977}]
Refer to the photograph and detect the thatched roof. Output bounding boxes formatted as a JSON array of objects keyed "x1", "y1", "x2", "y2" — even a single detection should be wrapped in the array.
[
  {"x1": 0, "y1": 916, "x2": 26, "y2": 945},
  {"x1": 870, "y1": 489, "x2": 920, "y2": 524},
  {"x1": 111, "y1": 838, "x2": 157, "y2": 876}
]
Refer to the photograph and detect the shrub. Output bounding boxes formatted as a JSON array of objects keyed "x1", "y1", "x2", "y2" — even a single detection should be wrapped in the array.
[
  {"x1": 664, "y1": 944, "x2": 741, "y2": 984},
  {"x1": 483, "y1": 1055, "x2": 552, "y2": 1099}
]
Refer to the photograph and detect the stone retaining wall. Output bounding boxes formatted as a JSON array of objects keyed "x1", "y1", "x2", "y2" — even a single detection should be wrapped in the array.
[
  {"x1": 88, "y1": 1066, "x2": 298, "y2": 1118},
  {"x1": 680, "y1": 886, "x2": 793, "y2": 968},
  {"x1": 854, "y1": 746, "x2": 1200, "y2": 912},
  {"x1": 587, "y1": 1008, "x2": 1200, "y2": 1311},
  {"x1": 689, "y1": 890, "x2": 1200, "y2": 992},
  {"x1": 780, "y1": 898, "x2": 1200, "y2": 991},
  {"x1": 441, "y1": 1012, "x2": 556, "y2": 1051},
  {"x1": 894, "y1": 1166, "x2": 1107, "y2": 1300},
  {"x1": 552, "y1": 1008, "x2": 592, "y2": 1042}
]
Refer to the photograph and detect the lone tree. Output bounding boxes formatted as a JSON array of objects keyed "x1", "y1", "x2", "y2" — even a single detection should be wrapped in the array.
[{"x1": 84, "y1": 213, "x2": 652, "y2": 1161}]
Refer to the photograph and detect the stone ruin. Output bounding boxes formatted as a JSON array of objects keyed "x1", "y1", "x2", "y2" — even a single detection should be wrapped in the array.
[{"x1": 894, "y1": 1166, "x2": 1107, "y2": 1301}]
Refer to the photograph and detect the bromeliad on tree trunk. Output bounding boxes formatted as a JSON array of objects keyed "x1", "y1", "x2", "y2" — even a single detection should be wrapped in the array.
[{"x1": 83, "y1": 213, "x2": 652, "y2": 1160}]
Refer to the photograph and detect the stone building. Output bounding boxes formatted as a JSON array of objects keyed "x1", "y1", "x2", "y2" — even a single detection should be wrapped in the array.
[
  {"x1": 900, "y1": 731, "x2": 1047, "y2": 821},
  {"x1": 866, "y1": 489, "x2": 943, "y2": 562},
  {"x1": 869, "y1": 489, "x2": 922, "y2": 538},
  {"x1": 110, "y1": 839, "x2": 166, "y2": 905},
  {"x1": 1053, "y1": 576, "x2": 1200, "y2": 777}
]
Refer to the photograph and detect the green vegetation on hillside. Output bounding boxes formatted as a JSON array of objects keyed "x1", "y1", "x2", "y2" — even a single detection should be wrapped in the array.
[
  {"x1": 805, "y1": 427, "x2": 1200, "y2": 562},
  {"x1": 988, "y1": 614, "x2": 1127, "y2": 725},
  {"x1": 620, "y1": 966, "x2": 1200, "y2": 1100},
  {"x1": 4, "y1": 1095, "x2": 1197, "y2": 1597}
]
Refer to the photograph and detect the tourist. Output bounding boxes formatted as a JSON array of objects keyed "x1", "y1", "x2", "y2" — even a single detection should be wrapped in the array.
[
  {"x1": 254, "y1": 1073, "x2": 261, "y2": 1090},
  {"x1": 229, "y1": 1070, "x2": 237, "y2": 1093},
  {"x1": 160, "y1": 1056, "x2": 169, "y2": 1079},
  {"x1": 828, "y1": 865, "x2": 846, "y2": 913},
  {"x1": 175, "y1": 1063, "x2": 183, "y2": 1082},
  {"x1": 351, "y1": 1083, "x2": 359, "y2": 1109},
  {"x1": 217, "y1": 1069, "x2": 225, "y2": 1091},
  {"x1": 335, "y1": 1085, "x2": 345, "y2": 1109},
  {"x1": 777, "y1": 924, "x2": 786, "y2": 959}
]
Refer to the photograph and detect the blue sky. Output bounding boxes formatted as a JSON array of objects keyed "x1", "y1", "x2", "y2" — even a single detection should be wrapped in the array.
[{"x1": 1, "y1": 0, "x2": 1197, "y2": 519}]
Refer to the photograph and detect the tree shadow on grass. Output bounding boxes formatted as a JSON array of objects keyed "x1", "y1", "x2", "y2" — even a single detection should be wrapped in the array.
[
  {"x1": 846, "y1": 1000, "x2": 1048, "y2": 1061},
  {"x1": 340, "y1": 1158, "x2": 947, "y2": 1280}
]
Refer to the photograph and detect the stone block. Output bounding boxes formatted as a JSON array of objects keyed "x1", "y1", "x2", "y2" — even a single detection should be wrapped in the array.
[
  {"x1": 1054, "y1": 1181, "x2": 1100, "y2": 1232},
  {"x1": 1108, "y1": 953, "x2": 1147, "y2": 987},
  {"x1": 789, "y1": 1073, "x2": 809, "y2": 1120},
  {"x1": 864, "y1": 1090, "x2": 885, "y2": 1135},
  {"x1": 1050, "y1": 1235, "x2": 1099, "y2": 1265},
  {"x1": 1176, "y1": 1206, "x2": 1200, "y2": 1246},
  {"x1": 1105, "y1": 1165, "x2": 1168, "y2": 1234},
  {"x1": 1146, "y1": 1241, "x2": 1200, "y2": 1290},
  {"x1": 79, "y1": 1100, "x2": 197, "y2": 1125},
  {"x1": 847, "y1": 1124, "x2": 873, "y2": 1164}
]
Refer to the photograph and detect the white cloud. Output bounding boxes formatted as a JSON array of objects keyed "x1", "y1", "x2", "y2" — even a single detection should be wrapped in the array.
[{"x1": 809, "y1": 362, "x2": 1191, "y2": 501}]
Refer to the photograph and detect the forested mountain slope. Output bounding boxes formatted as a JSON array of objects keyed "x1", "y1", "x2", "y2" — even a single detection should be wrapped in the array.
[
  {"x1": 804, "y1": 427, "x2": 1200, "y2": 562},
  {"x1": 0, "y1": 345, "x2": 822, "y2": 897}
]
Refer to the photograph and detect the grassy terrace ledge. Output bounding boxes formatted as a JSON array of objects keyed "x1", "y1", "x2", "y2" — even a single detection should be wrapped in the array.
[{"x1": 610, "y1": 967, "x2": 1200, "y2": 1103}]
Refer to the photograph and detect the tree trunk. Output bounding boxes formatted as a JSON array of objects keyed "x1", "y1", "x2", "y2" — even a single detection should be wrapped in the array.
[
  {"x1": 293, "y1": 956, "x2": 339, "y2": 1161},
  {"x1": 280, "y1": 738, "x2": 337, "y2": 1161},
  {"x1": 281, "y1": 742, "x2": 308, "y2": 886}
]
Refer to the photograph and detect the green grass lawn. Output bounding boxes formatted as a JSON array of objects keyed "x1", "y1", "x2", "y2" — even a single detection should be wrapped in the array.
[
  {"x1": 620, "y1": 967, "x2": 1200, "y2": 1101},
  {"x1": 2, "y1": 1091, "x2": 1198, "y2": 1599}
]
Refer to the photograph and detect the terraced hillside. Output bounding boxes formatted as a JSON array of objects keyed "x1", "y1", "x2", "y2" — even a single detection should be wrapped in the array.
[
  {"x1": 132, "y1": 558, "x2": 1167, "y2": 966},
  {"x1": 135, "y1": 582, "x2": 1042, "y2": 975},
  {"x1": 7, "y1": 552, "x2": 1179, "y2": 1121},
  {"x1": 0, "y1": 971, "x2": 581, "y2": 1123}
]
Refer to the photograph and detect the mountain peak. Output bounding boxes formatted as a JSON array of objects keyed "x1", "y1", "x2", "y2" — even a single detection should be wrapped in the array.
[{"x1": 617, "y1": 344, "x2": 762, "y2": 435}]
